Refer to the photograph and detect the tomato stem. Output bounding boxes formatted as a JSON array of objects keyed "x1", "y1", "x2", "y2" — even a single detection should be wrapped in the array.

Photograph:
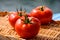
[
  {"x1": 19, "y1": 8, "x2": 23, "y2": 16},
  {"x1": 19, "y1": 12, "x2": 22, "y2": 17},
  {"x1": 24, "y1": 15, "x2": 31, "y2": 24},
  {"x1": 16, "y1": 8, "x2": 22, "y2": 16},
  {"x1": 40, "y1": 6, "x2": 44, "y2": 11}
]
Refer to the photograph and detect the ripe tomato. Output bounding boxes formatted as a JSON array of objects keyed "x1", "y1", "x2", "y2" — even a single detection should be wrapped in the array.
[
  {"x1": 8, "y1": 11, "x2": 25, "y2": 28},
  {"x1": 8, "y1": 12, "x2": 20, "y2": 27},
  {"x1": 29, "y1": 6, "x2": 53, "y2": 24},
  {"x1": 15, "y1": 15, "x2": 40, "y2": 38},
  {"x1": 8, "y1": 10, "x2": 30, "y2": 28}
]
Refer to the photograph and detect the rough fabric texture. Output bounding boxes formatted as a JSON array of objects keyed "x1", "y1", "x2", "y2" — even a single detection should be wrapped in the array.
[{"x1": 0, "y1": 12, "x2": 60, "y2": 40}]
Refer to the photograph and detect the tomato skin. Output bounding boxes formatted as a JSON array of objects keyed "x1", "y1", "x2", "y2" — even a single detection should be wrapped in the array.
[
  {"x1": 29, "y1": 6, "x2": 53, "y2": 24},
  {"x1": 15, "y1": 17, "x2": 40, "y2": 39},
  {"x1": 8, "y1": 12, "x2": 20, "y2": 28},
  {"x1": 8, "y1": 11, "x2": 29, "y2": 28}
]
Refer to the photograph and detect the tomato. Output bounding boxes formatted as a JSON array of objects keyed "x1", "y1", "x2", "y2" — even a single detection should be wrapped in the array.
[
  {"x1": 15, "y1": 15, "x2": 40, "y2": 39},
  {"x1": 8, "y1": 10, "x2": 25, "y2": 28},
  {"x1": 8, "y1": 12, "x2": 20, "y2": 27},
  {"x1": 8, "y1": 10, "x2": 30, "y2": 28},
  {"x1": 29, "y1": 6, "x2": 53, "y2": 24}
]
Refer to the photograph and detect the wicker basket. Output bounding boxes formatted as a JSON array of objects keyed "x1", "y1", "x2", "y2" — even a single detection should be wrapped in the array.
[{"x1": 0, "y1": 12, "x2": 60, "y2": 40}]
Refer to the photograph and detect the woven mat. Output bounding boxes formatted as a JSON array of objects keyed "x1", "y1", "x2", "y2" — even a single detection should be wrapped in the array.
[{"x1": 0, "y1": 12, "x2": 60, "y2": 40}]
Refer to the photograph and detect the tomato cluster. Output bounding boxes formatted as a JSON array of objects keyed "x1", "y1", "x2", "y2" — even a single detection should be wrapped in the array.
[{"x1": 8, "y1": 6, "x2": 53, "y2": 39}]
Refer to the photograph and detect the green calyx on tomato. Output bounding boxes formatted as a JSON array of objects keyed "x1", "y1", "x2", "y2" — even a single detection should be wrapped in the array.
[
  {"x1": 16, "y1": 8, "x2": 23, "y2": 17},
  {"x1": 17, "y1": 8, "x2": 31, "y2": 24},
  {"x1": 8, "y1": 8, "x2": 27, "y2": 28},
  {"x1": 15, "y1": 16, "x2": 40, "y2": 38},
  {"x1": 29, "y1": 6, "x2": 53, "y2": 24},
  {"x1": 24, "y1": 15, "x2": 31, "y2": 24}
]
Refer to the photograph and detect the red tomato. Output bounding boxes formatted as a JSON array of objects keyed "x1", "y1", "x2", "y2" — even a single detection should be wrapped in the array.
[
  {"x1": 15, "y1": 16, "x2": 40, "y2": 38},
  {"x1": 8, "y1": 11, "x2": 24, "y2": 28},
  {"x1": 29, "y1": 6, "x2": 53, "y2": 24},
  {"x1": 8, "y1": 12, "x2": 20, "y2": 27},
  {"x1": 8, "y1": 11, "x2": 30, "y2": 28}
]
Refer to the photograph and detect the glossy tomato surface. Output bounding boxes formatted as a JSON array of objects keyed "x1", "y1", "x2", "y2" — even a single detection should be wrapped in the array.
[
  {"x1": 15, "y1": 17, "x2": 40, "y2": 39},
  {"x1": 8, "y1": 12, "x2": 20, "y2": 28},
  {"x1": 29, "y1": 6, "x2": 53, "y2": 24}
]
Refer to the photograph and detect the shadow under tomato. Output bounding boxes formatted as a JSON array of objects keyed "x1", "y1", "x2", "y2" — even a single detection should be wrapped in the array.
[
  {"x1": 25, "y1": 35, "x2": 43, "y2": 40},
  {"x1": 41, "y1": 20, "x2": 60, "y2": 29}
]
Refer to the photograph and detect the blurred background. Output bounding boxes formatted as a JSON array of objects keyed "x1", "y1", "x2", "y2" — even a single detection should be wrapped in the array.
[{"x1": 0, "y1": 0, "x2": 60, "y2": 13}]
